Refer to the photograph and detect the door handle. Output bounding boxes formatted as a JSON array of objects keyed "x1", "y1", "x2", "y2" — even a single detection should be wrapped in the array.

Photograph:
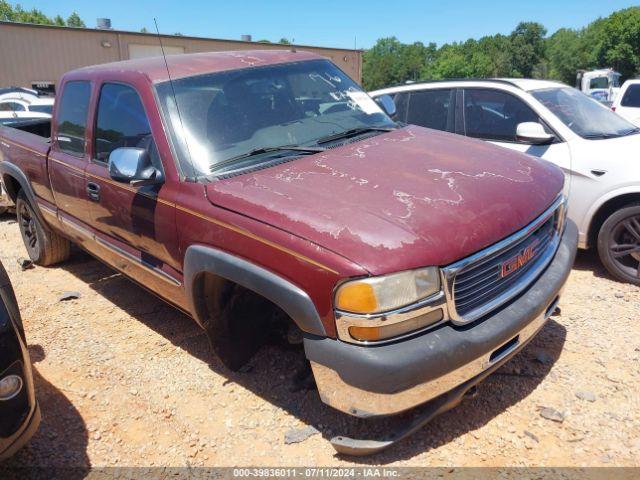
[{"x1": 86, "y1": 182, "x2": 101, "y2": 201}]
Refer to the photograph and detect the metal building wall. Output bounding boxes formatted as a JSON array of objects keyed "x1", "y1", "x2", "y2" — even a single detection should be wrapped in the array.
[{"x1": 0, "y1": 22, "x2": 362, "y2": 90}]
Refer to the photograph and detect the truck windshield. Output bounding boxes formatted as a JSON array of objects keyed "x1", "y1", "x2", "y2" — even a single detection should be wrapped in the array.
[
  {"x1": 532, "y1": 87, "x2": 639, "y2": 139},
  {"x1": 156, "y1": 59, "x2": 395, "y2": 176}
]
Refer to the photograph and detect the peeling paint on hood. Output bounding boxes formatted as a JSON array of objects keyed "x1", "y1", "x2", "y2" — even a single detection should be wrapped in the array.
[{"x1": 206, "y1": 126, "x2": 564, "y2": 275}]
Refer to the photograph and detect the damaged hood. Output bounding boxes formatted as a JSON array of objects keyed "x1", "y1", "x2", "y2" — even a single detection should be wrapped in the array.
[{"x1": 206, "y1": 126, "x2": 563, "y2": 275}]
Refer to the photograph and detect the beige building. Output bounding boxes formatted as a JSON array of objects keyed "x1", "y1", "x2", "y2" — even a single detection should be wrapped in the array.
[{"x1": 0, "y1": 21, "x2": 362, "y2": 93}]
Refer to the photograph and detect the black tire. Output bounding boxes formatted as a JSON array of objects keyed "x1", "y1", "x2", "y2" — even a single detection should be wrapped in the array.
[
  {"x1": 16, "y1": 190, "x2": 70, "y2": 267},
  {"x1": 597, "y1": 203, "x2": 640, "y2": 285}
]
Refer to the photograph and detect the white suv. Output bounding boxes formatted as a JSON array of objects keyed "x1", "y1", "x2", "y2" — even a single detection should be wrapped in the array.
[
  {"x1": 370, "y1": 79, "x2": 640, "y2": 284},
  {"x1": 612, "y1": 79, "x2": 640, "y2": 127}
]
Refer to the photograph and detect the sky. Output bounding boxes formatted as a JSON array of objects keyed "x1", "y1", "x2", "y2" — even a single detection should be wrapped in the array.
[{"x1": 10, "y1": 0, "x2": 640, "y2": 49}]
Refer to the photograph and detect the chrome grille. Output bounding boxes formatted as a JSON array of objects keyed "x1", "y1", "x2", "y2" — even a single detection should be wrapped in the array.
[{"x1": 443, "y1": 197, "x2": 564, "y2": 324}]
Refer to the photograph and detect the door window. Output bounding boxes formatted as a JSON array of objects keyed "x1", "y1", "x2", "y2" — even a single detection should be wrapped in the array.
[
  {"x1": 56, "y1": 81, "x2": 91, "y2": 156},
  {"x1": 463, "y1": 89, "x2": 539, "y2": 142},
  {"x1": 391, "y1": 92, "x2": 409, "y2": 122},
  {"x1": 407, "y1": 89, "x2": 453, "y2": 132},
  {"x1": 0, "y1": 102, "x2": 25, "y2": 112},
  {"x1": 621, "y1": 85, "x2": 640, "y2": 108},
  {"x1": 95, "y1": 83, "x2": 155, "y2": 163}
]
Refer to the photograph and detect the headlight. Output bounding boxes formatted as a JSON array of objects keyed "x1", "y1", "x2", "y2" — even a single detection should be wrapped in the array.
[
  {"x1": 335, "y1": 267, "x2": 441, "y2": 314},
  {"x1": 554, "y1": 194, "x2": 568, "y2": 234}
]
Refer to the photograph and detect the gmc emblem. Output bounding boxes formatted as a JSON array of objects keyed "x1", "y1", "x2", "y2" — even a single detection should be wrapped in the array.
[{"x1": 500, "y1": 239, "x2": 541, "y2": 278}]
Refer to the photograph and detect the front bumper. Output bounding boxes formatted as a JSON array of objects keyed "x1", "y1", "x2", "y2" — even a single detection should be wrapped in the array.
[
  {"x1": 0, "y1": 401, "x2": 40, "y2": 461},
  {"x1": 304, "y1": 220, "x2": 578, "y2": 418}
]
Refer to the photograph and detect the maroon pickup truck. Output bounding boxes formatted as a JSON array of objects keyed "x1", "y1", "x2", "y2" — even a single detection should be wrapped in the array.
[{"x1": 0, "y1": 50, "x2": 577, "y2": 455}]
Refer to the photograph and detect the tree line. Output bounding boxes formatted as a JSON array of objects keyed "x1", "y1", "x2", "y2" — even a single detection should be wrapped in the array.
[
  {"x1": 0, "y1": 1, "x2": 85, "y2": 28},
  {"x1": 2, "y1": 1, "x2": 638, "y2": 90},
  {"x1": 363, "y1": 7, "x2": 640, "y2": 90}
]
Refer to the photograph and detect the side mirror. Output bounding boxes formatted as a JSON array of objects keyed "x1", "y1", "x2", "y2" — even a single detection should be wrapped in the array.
[
  {"x1": 516, "y1": 122, "x2": 555, "y2": 145},
  {"x1": 107, "y1": 147, "x2": 161, "y2": 187},
  {"x1": 375, "y1": 94, "x2": 397, "y2": 117}
]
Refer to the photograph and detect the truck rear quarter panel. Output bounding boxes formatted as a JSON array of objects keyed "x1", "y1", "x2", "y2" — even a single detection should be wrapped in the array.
[{"x1": 0, "y1": 127, "x2": 53, "y2": 204}]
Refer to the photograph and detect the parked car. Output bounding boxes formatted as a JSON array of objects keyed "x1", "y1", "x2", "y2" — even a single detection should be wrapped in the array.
[
  {"x1": 371, "y1": 79, "x2": 640, "y2": 285},
  {"x1": 0, "y1": 51, "x2": 576, "y2": 455},
  {"x1": 612, "y1": 79, "x2": 640, "y2": 127},
  {"x1": 0, "y1": 260, "x2": 40, "y2": 461},
  {"x1": 0, "y1": 88, "x2": 54, "y2": 123},
  {"x1": 0, "y1": 87, "x2": 39, "y2": 103}
]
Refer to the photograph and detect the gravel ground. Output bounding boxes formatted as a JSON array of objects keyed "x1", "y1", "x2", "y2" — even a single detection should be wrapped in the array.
[{"x1": 0, "y1": 213, "x2": 638, "y2": 468}]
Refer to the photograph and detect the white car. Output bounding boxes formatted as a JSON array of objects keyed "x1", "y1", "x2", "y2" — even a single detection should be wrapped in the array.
[
  {"x1": 0, "y1": 87, "x2": 54, "y2": 120},
  {"x1": 612, "y1": 79, "x2": 640, "y2": 127},
  {"x1": 371, "y1": 79, "x2": 640, "y2": 284},
  {"x1": 0, "y1": 97, "x2": 54, "y2": 117}
]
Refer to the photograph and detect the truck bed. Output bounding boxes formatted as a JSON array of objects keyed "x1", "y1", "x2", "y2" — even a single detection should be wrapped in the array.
[{"x1": 0, "y1": 119, "x2": 53, "y2": 205}]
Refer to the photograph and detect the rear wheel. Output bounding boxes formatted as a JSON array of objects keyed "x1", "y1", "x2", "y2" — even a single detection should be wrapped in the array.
[
  {"x1": 597, "y1": 204, "x2": 640, "y2": 285},
  {"x1": 16, "y1": 190, "x2": 70, "y2": 266}
]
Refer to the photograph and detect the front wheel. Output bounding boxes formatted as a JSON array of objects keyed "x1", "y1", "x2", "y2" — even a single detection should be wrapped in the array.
[
  {"x1": 16, "y1": 190, "x2": 70, "y2": 266},
  {"x1": 597, "y1": 204, "x2": 640, "y2": 285}
]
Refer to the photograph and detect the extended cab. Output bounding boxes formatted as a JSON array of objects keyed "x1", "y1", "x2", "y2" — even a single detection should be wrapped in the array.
[{"x1": 0, "y1": 51, "x2": 577, "y2": 455}]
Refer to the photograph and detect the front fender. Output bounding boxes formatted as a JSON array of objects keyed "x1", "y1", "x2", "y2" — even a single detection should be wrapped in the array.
[{"x1": 183, "y1": 245, "x2": 327, "y2": 337}]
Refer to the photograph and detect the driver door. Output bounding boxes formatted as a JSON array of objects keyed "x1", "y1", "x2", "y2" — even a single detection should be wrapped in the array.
[
  {"x1": 85, "y1": 82, "x2": 181, "y2": 299},
  {"x1": 459, "y1": 88, "x2": 571, "y2": 176}
]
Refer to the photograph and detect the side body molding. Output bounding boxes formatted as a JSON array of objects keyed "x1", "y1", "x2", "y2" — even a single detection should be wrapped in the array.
[
  {"x1": 0, "y1": 161, "x2": 46, "y2": 226},
  {"x1": 183, "y1": 245, "x2": 327, "y2": 337}
]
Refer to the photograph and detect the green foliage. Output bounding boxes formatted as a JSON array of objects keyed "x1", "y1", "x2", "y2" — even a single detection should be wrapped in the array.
[
  {"x1": 364, "y1": 7, "x2": 640, "y2": 87},
  {"x1": 362, "y1": 37, "x2": 437, "y2": 90},
  {"x1": 546, "y1": 28, "x2": 587, "y2": 84},
  {"x1": 66, "y1": 11, "x2": 85, "y2": 28},
  {"x1": 509, "y1": 22, "x2": 547, "y2": 78},
  {"x1": 596, "y1": 7, "x2": 640, "y2": 80},
  {"x1": 1, "y1": 1, "x2": 86, "y2": 27},
  {"x1": 278, "y1": 38, "x2": 292, "y2": 45}
]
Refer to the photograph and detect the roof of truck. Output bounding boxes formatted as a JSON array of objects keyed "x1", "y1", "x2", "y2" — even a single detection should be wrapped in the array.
[{"x1": 66, "y1": 50, "x2": 324, "y2": 84}]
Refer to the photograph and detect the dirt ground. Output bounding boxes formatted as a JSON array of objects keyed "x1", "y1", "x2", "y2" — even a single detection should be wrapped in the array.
[{"x1": 0, "y1": 213, "x2": 638, "y2": 469}]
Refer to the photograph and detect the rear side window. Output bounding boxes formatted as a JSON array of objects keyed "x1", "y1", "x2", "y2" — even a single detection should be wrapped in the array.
[
  {"x1": 621, "y1": 85, "x2": 640, "y2": 108},
  {"x1": 0, "y1": 102, "x2": 25, "y2": 112},
  {"x1": 391, "y1": 92, "x2": 409, "y2": 122},
  {"x1": 56, "y1": 81, "x2": 91, "y2": 156},
  {"x1": 463, "y1": 88, "x2": 539, "y2": 142},
  {"x1": 407, "y1": 89, "x2": 453, "y2": 132},
  {"x1": 95, "y1": 83, "x2": 154, "y2": 163}
]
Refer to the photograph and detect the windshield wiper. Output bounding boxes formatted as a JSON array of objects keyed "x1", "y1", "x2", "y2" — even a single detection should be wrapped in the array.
[
  {"x1": 582, "y1": 133, "x2": 621, "y2": 139},
  {"x1": 583, "y1": 129, "x2": 640, "y2": 139},
  {"x1": 314, "y1": 126, "x2": 396, "y2": 145},
  {"x1": 210, "y1": 145, "x2": 325, "y2": 173},
  {"x1": 621, "y1": 128, "x2": 640, "y2": 137}
]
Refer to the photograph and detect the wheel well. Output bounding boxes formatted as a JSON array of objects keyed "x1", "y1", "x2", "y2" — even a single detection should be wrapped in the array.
[
  {"x1": 1, "y1": 174, "x2": 20, "y2": 202},
  {"x1": 588, "y1": 193, "x2": 640, "y2": 247},
  {"x1": 192, "y1": 271, "x2": 296, "y2": 370}
]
